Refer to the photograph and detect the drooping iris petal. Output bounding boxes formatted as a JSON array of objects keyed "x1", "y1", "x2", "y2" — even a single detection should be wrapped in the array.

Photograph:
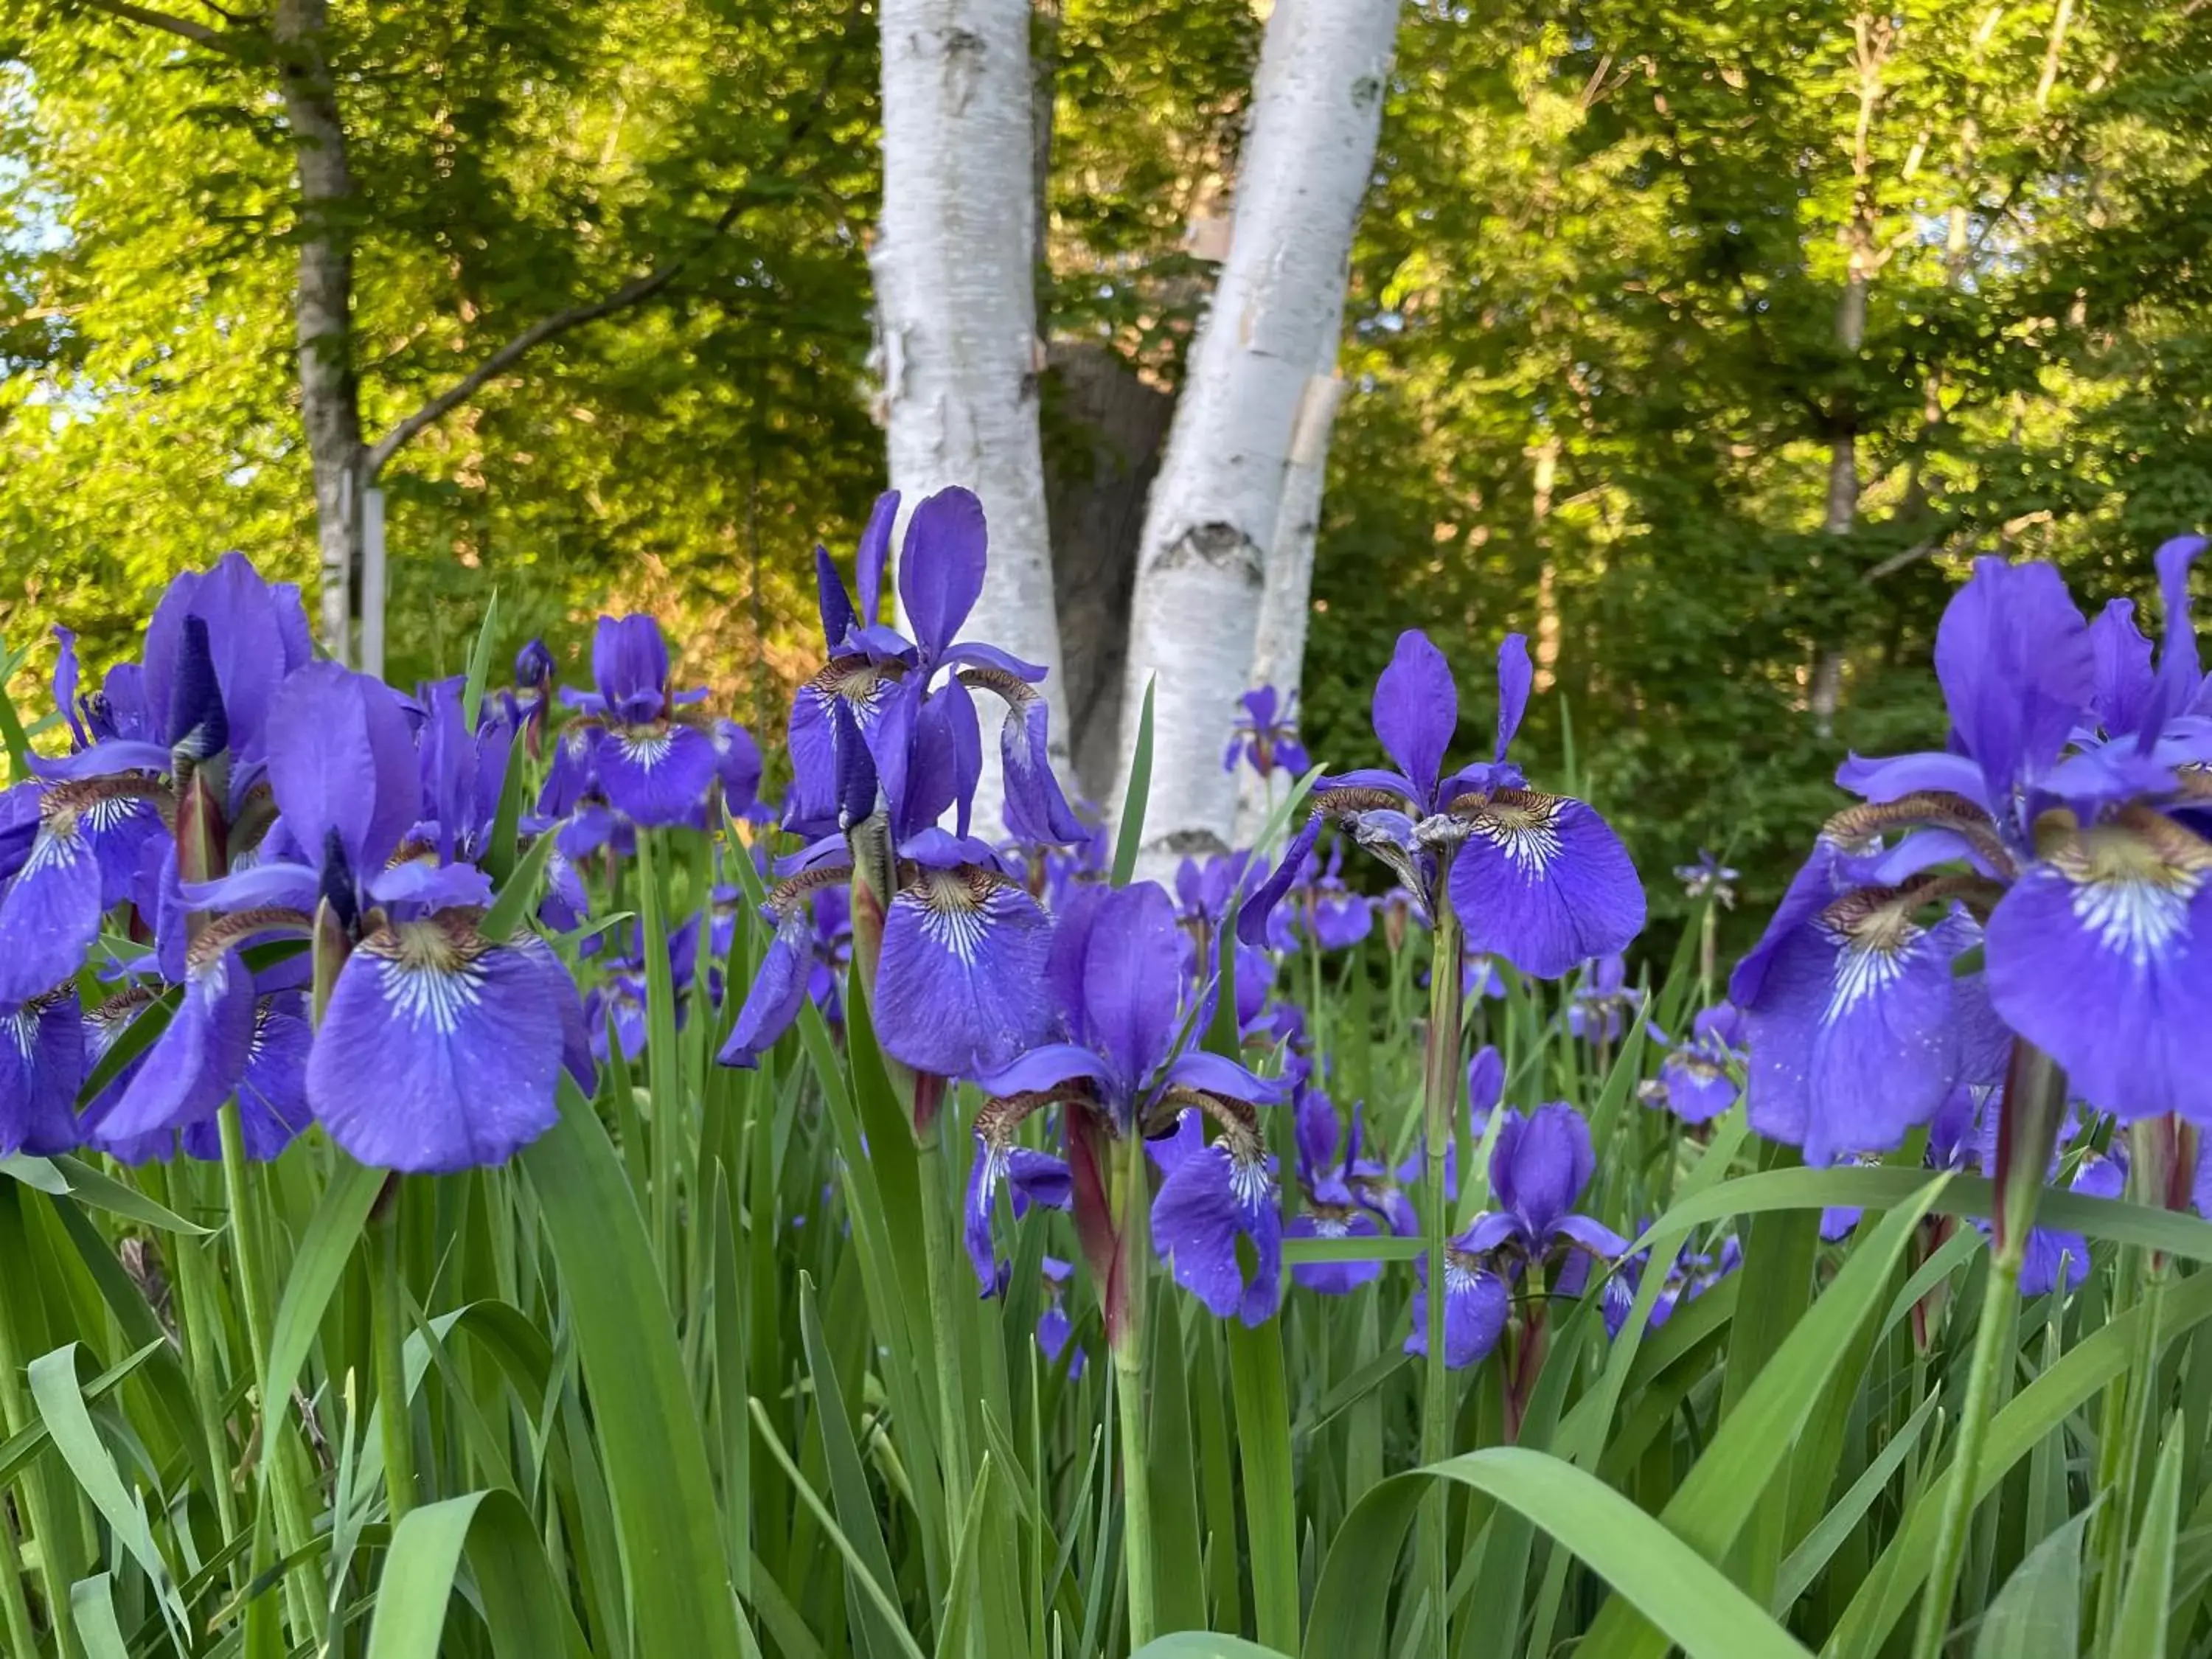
[
  {"x1": 712, "y1": 720, "x2": 764, "y2": 817},
  {"x1": 2017, "y1": 1151, "x2": 2122, "y2": 1296},
  {"x1": 0, "y1": 813, "x2": 104, "y2": 1004},
  {"x1": 1405, "y1": 1252, "x2": 1510, "y2": 1369},
  {"x1": 1468, "y1": 1045, "x2": 1505, "y2": 1125},
  {"x1": 1371, "y1": 630, "x2": 1457, "y2": 801},
  {"x1": 964, "y1": 1135, "x2": 1073, "y2": 1287},
  {"x1": 856, "y1": 490, "x2": 899, "y2": 626},
  {"x1": 182, "y1": 995, "x2": 312, "y2": 1161},
  {"x1": 1151, "y1": 1141, "x2": 1281, "y2": 1326},
  {"x1": 1, "y1": 991, "x2": 83, "y2": 1156},
  {"x1": 97, "y1": 952, "x2": 257, "y2": 1141},
  {"x1": 1985, "y1": 818, "x2": 2212, "y2": 1124},
  {"x1": 874, "y1": 866, "x2": 1054, "y2": 1079},
  {"x1": 718, "y1": 906, "x2": 815, "y2": 1069},
  {"x1": 1450, "y1": 791, "x2": 1644, "y2": 979},
  {"x1": 1739, "y1": 904, "x2": 1973, "y2": 1165},
  {"x1": 986, "y1": 678, "x2": 1087, "y2": 846},
  {"x1": 537, "y1": 726, "x2": 599, "y2": 820},
  {"x1": 1658, "y1": 1045, "x2": 1738, "y2": 1124},
  {"x1": 898, "y1": 487, "x2": 989, "y2": 659},
  {"x1": 1237, "y1": 815, "x2": 1323, "y2": 947},
  {"x1": 308, "y1": 917, "x2": 563, "y2": 1172},
  {"x1": 597, "y1": 723, "x2": 719, "y2": 828}
]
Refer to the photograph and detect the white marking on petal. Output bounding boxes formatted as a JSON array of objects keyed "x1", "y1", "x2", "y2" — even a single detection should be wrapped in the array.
[
  {"x1": 1469, "y1": 801, "x2": 1563, "y2": 875},
  {"x1": 21, "y1": 823, "x2": 82, "y2": 877},
  {"x1": 1311, "y1": 1214, "x2": 1351, "y2": 1240},
  {"x1": 81, "y1": 796, "x2": 145, "y2": 834},
  {"x1": 1444, "y1": 1254, "x2": 1482, "y2": 1296},
  {"x1": 1823, "y1": 925, "x2": 1913, "y2": 1021},
  {"x1": 2067, "y1": 871, "x2": 2198, "y2": 970},
  {"x1": 378, "y1": 954, "x2": 487, "y2": 1035},
  {"x1": 5, "y1": 1007, "x2": 37, "y2": 1061},
  {"x1": 618, "y1": 730, "x2": 675, "y2": 771},
  {"x1": 1228, "y1": 1148, "x2": 1273, "y2": 1211}
]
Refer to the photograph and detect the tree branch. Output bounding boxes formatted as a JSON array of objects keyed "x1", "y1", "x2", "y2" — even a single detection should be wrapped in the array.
[
  {"x1": 78, "y1": 0, "x2": 248, "y2": 52},
  {"x1": 363, "y1": 7, "x2": 858, "y2": 482}
]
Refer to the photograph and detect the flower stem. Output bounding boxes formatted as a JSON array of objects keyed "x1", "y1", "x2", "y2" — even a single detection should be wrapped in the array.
[
  {"x1": 371, "y1": 1183, "x2": 417, "y2": 1525},
  {"x1": 636, "y1": 829, "x2": 687, "y2": 1299},
  {"x1": 1113, "y1": 1127, "x2": 1158, "y2": 1652},
  {"x1": 216, "y1": 1103, "x2": 327, "y2": 1647},
  {"x1": 915, "y1": 1128, "x2": 974, "y2": 1554},
  {"x1": 1418, "y1": 896, "x2": 1464, "y2": 1656},
  {"x1": 1909, "y1": 1245, "x2": 2020, "y2": 1659},
  {"x1": 2093, "y1": 1250, "x2": 2166, "y2": 1649}
]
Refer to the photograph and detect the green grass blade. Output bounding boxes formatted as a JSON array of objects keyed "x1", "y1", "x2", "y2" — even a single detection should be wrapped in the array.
[
  {"x1": 48, "y1": 1155, "x2": 212, "y2": 1234},
  {"x1": 1112, "y1": 677, "x2": 1155, "y2": 886},
  {"x1": 1304, "y1": 1447, "x2": 1813, "y2": 1659},
  {"x1": 1225, "y1": 1317, "x2": 1300, "y2": 1654},
  {"x1": 1580, "y1": 1174, "x2": 1946, "y2": 1659},
  {"x1": 69, "y1": 1573, "x2": 131, "y2": 1659},
  {"x1": 798, "y1": 1272, "x2": 905, "y2": 1659},
  {"x1": 479, "y1": 826, "x2": 558, "y2": 943},
  {"x1": 1132, "y1": 1638, "x2": 1290, "y2": 1658},
  {"x1": 523, "y1": 1082, "x2": 749, "y2": 1659},
  {"x1": 1972, "y1": 1504, "x2": 2094, "y2": 1659},
  {"x1": 461, "y1": 590, "x2": 501, "y2": 731},
  {"x1": 261, "y1": 1157, "x2": 386, "y2": 1467},
  {"x1": 364, "y1": 1489, "x2": 591, "y2": 1659},
  {"x1": 1775, "y1": 1386, "x2": 1941, "y2": 1613},
  {"x1": 2109, "y1": 1421, "x2": 2183, "y2": 1658},
  {"x1": 936, "y1": 1453, "x2": 997, "y2": 1659}
]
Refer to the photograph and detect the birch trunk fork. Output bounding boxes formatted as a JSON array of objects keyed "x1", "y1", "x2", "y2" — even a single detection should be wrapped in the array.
[
  {"x1": 875, "y1": 0, "x2": 1071, "y2": 827},
  {"x1": 1116, "y1": 0, "x2": 1399, "y2": 872}
]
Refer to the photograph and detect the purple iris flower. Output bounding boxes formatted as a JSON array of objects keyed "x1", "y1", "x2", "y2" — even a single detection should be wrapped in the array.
[
  {"x1": 2018, "y1": 1150, "x2": 2124, "y2": 1297},
  {"x1": 970, "y1": 882, "x2": 1286, "y2": 1332},
  {"x1": 1240, "y1": 630, "x2": 1643, "y2": 979},
  {"x1": 1674, "y1": 850, "x2": 1739, "y2": 906},
  {"x1": 1, "y1": 557, "x2": 316, "y2": 1004},
  {"x1": 725, "y1": 493, "x2": 1077, "y2": 1082},
  {"x1": 1286, "y1": 1083, "x2": 1385, "y2": 1294},
  {"x1": 550, "y1": 615, "x2": 720, "y2": 827},
  {"x1": 1223, "y1": 686, "x2": 1310, "y2": 781},
  {"x1": 1649, "y1": 1005, "x2": 1745, "y2": 1124},
  {"x1": 178, "y1": 990, "x2": 314, "y2": 1163},
  {"x1": 787, "y1": 489, "x2": 1085, "y2": 849},
  {"x1": 1565, "y1": 953, "x2": 1648, "y2": 1046},
  {"x1": 123, "y1": 664, "x2": 594, "y2": 1172},
  {"x1": 1742, "y1": 540, "x2": 2212, "y2": 1154},
  {"x1": 1406, "y1": 1102, "x2": 1624, "y2": 1369}
]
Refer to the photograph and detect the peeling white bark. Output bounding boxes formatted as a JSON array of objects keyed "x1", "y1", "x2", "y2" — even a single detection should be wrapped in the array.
[
  {"x1": 1114, "y1": 0, "x2": 1399, "y2": 870},
  {"x1": 874, "y1": 0, "x2": 1069, "y2": 828},
  {"x1": 1234, "y1": 289, "x2": 1346, "y2": 846}
]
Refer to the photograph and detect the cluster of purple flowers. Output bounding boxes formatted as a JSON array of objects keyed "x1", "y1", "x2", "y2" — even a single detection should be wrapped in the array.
[
  {"x1": 0, "y1": 556, "x2": 609, "y2": 1174},
  {"x1": 1731, "y1": 540, "x2": 2212, "y2": 1168}
]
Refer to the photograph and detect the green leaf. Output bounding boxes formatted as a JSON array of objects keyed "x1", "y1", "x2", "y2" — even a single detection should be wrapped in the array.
[
  {"x1": 748, "y1": 1398, "x2": 929, "y2": 1659},
  {"x1": 261, "y1": 1156, "x2": 387, "y2": 1467},
  {"x1": 1972, "y1": 1504, "x2": 2094, "y2": 1659},
  {"x1": 364, "y1": 1488, "x2": 591, "y2": 1659},
  {"x1": 0, "y1": 655, "x2": 33, "y2": 782},
  {"x1": 2110, "y1": 1420, "x2": 2185, "y2": 1658},
  {"x1": 1304, "y1": 1447, "x2": 1813, "y2": 1659},
  {"x1": 479, "y1": 824, "x2": 558, "y2": 943},
  {"x1": 0, "y1": 1338, "x2": 164, "y2": 1486},
  {"x1": 27, "y1": 1345, "x2": 189, "y2": 1641},
  {"x1": 1581, "y1": 1174, "x2": 1946, "y2": 1659},
  {"x1": 1132, "y1": 1638, "x2": 1291, "y2": 1658},
  {"x1": 1775, "y1": 1386, "x2": 1941, "y2": 1613},
  {"x1": 1280, "y1": 1234, "x2": 1427, "y2": 1266},
  {"x1": 521, "y1": 1081, "x2": 749, "y2": 1659},
  {"x1": 1828, "y1": 1270, "x2": 2212, "y2": 1655},
  {"x1": 0, "y1": 1154, "x2": 72, "y2": 1194},
  {"x1": 1226, "y1": 1316, "x2": 1300, "y2": 1655},
  {"x1": 798, "y1": 1272, "x2": 905, "y2": 1659},
  {"x1": 934, "y1": 1453, "x2": 996, "y2": 1659},
  {"x1": 69, "y1": 1574, "x2": 132, "y2": 1659},
  {"x1": 461, "y1": 589, "x2": 501, "y2": 732},
  {"x1": 46, "y1": 1155, "x2": 211, "y2": 1234},
  {"x1": 1112, "y1": 676, "x2": 1154, "y2": 886}
]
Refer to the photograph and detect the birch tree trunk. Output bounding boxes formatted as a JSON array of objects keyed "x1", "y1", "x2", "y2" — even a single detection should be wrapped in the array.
[
  {"x1": 1114, "y1": 0, "x2": 1399, "y2": 870},
  {"x1": 874, "y1": 0, "x2": 1069, "y2": 821},
  {"x1": 275, "y1": 0, "x2": 367, "y2": 665},
  {"x1": 1234, "y1": 285, "x2": 1346, "y2": 845}
]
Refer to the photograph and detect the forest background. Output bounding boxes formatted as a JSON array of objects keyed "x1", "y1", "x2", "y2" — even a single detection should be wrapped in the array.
[{"x1": 5, "y1": 0, "x2": 2211, "y2": 946}]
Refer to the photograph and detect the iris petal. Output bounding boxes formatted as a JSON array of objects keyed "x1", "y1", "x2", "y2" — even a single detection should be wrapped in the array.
[
  {"x1": 308, "y1": 920, "x2": 563, "y2": 1172},
  {"x1": 1, "y1": 992, "x2": 83, "y2": 1157},
  {"x1": 1450, "y1": 792, "x2": 1644, "y2": 979},
  {"x1": 1151, "y1": 1142, "x2": 1282, "y2": 1326},
  {"x1": 874, "y1": 868, "x2": 1054, "y2": 1078},
  {"x1": 597, "y1": 724, "x2": 719, "y2": 828},
  {"x1": 0, "y1": 818, "x2": 104, "y2": 1003}
]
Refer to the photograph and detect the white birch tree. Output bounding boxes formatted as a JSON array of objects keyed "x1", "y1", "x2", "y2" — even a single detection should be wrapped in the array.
[
  {"x1": 874, "y1": 0, "x2": 1071, "y2": 817},
  {"x1": 1114, "y1": 0, "x2": 1399, "y2": 870}
]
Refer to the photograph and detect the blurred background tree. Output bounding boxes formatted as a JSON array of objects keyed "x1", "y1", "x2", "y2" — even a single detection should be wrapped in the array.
[{"x1": 4, "y1": 0, "x2": 2210, "y2": 942}]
